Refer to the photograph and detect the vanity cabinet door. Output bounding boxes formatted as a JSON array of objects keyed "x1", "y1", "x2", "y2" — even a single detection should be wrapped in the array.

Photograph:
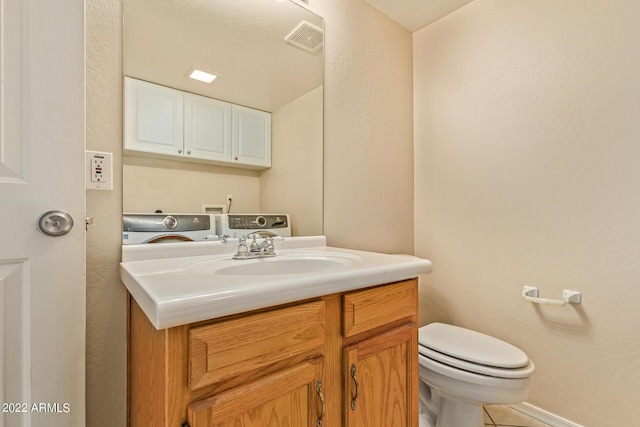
[
  {"x1": 188, "y1": 359, "x2": 325, "y2": 427},
  {"x1": 232, "y1": 104, "x2": 271, "y2": 168},
  {"x1": 184, "y1": 93, "x2": 232, "y2": 162},
  {"x1": 344, "y1": 324, "x2": 417, "y2": 427},
  {"x1": 342, "y1": 279, "x2": 419, "y2": 427},
  {"x1": 124, "y1": 77, "x2": 184, "y2": 156}
]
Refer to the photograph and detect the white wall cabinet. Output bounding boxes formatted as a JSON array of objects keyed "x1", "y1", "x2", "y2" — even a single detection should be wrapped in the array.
[{"x1": 124, "y1": 77, "x2": 271, "y2": 169}]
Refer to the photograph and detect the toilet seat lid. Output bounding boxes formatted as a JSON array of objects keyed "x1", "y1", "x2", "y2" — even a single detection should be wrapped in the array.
[{"x1": 418, "y1": 323, "x2": 530, "y2": 369}]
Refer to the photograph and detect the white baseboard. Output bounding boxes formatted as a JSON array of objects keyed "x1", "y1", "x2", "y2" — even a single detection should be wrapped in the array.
[{"x1": 508, "y1": 403, "x2": 584, "y2": 427}]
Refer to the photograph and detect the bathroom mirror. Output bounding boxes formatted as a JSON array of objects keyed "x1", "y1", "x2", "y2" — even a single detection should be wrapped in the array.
[{"x1": 123, "y1": 0, "x2": 324, "y2": 236}]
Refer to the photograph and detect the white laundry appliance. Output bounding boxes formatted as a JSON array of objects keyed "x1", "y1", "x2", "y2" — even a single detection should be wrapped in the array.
[
  {"x1": 122, "y1": 213, "x2": 219, "y2": 244},
  {"x1": 216, "y1": 213, "x2": 291, "y2": 238}
]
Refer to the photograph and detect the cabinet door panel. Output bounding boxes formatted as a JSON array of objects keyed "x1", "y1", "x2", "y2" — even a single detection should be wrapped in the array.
[
  {"x1": 184, "y1": 93, "x2": 232, "y2": 161},
  {"x1": 124, "y1": 77, "x2": 183, "y2": 155},
  {"x1": 345, "y1": 324, "x2": 417, "y2": 427},
  {"x1": 188, "y1": 360, "x2": 324, "y2": 427},
  {"x1": 232, "y1": 104, "x2": 271, "y2": 167}
]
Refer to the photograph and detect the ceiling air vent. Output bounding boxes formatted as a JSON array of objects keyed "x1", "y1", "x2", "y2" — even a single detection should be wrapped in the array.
[{"x1": 285, "y1": 21, "x2": 323, "y2": 53}]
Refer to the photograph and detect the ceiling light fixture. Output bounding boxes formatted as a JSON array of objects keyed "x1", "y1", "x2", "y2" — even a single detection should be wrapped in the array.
[{"x1": 188, "y1": 68, "x2": 218, "y2": 84}]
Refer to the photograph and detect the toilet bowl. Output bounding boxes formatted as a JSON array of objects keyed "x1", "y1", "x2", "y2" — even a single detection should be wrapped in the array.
[{"x1": 418, "y1": 323, "x2": 535, "y2": 427}]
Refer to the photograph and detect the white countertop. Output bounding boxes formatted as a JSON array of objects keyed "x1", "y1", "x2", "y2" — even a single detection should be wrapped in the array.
[{"x1": 120, "y1": 236, "x2": 433, "y2": 329}]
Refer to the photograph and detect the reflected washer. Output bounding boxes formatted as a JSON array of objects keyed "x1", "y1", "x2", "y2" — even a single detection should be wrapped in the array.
[
  {"x1": 122, "y1": 213, "x2": 219, "y2": 244},
  {"x1": 216, "y1": 214, "x2": 291, "y2": 238}
]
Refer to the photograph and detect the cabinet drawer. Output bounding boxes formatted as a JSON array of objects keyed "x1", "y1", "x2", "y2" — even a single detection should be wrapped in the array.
[
  {"x1": 189, "y1": 300, "x2": 326, "y2": 391},
  {"x1": 343, "y1": 279, "x2": 417, "y2": 338},
  {"x1": 188, "y1": 360, "x2": 323, "y2": 427}
]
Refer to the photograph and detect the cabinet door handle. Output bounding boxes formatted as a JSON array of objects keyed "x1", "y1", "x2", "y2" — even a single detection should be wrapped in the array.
[
  {"x1": 316, "y1": 379, "x2": 325, "y2": 427},
  {"x1": 350, "y1": 364, "x2": 360, "y2": 410}
]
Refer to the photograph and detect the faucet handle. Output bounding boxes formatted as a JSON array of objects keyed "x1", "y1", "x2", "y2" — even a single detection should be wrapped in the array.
[
  {"x1": 248, "y1": 234, "x2": 259, "y2": 251},
  {"x1": 266, "y1": 237, "x2": 276, "y2": 252},
  {"x1": 236, "y1": 236, "x2": 248, "y2": 254}
]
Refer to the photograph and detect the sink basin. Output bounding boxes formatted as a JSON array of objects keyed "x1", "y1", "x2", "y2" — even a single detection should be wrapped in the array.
[
  {"x1": 184, "y1": 252, "x2": 360, "y2": 276},
  {"x1": 119, "y1": 237, "x2": 434, "y2": 329}
]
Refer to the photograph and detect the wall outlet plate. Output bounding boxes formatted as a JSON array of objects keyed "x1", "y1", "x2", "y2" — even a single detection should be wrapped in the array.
[{"x1": 86, "y1": 150, "x2": 113, "y2": 190}]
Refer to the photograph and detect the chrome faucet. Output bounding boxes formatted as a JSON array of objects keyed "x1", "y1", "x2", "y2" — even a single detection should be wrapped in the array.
[{"x1": 233, "y1": 231, "x2": 282, "y2": 260}]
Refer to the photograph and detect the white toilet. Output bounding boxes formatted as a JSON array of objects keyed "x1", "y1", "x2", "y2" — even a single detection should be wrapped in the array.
[{"x1": 418, "y1": 323, "x2": 535, "y2": 427}]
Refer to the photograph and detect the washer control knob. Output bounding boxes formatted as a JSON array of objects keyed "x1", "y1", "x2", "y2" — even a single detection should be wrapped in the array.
[
  {"x1": 163, "y1": 215, "x2": 178, "y2": 229},
  {"x1": 255, "y1": 216, "x2": 267, "y2": 227}
]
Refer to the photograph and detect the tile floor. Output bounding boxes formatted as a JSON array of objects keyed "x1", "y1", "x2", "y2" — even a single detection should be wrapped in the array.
[{"x1": 484, "y1": 405, "x2": 551, "y2": 427}]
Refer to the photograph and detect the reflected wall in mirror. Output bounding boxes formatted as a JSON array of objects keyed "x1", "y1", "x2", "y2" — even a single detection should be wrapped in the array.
[{"x1": 123, "y1": 0, "x2": 323, "y2": 236}]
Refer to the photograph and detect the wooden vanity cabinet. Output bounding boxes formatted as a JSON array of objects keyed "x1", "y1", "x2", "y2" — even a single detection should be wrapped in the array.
[{"x1": 129, "y1": 278, "x2": 418, "y2": 427}]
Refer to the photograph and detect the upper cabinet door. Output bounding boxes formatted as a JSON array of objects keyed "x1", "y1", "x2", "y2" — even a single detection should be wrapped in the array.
[
  {"x1": 124, "y1": 77, "x2": 184, "y2": 156},
  {"x1": 232, "y1": 104, "x2": 271, "y2": 168},
  {"x1": 184, "y1": 93, "x2": 232, "y2": 162}
]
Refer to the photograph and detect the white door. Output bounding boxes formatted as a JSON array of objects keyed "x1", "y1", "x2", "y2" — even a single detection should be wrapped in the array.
[{"x1": 0, "y1": 1, "x2": 85, "y2": 426}]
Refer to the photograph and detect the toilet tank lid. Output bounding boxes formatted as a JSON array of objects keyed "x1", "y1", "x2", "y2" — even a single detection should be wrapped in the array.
[{"x1": 418, "y1": 323, "x2": 529, "y2": 369}]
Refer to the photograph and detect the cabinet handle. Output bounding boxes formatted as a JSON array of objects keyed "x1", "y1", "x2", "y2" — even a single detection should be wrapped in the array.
[
  {"x1": 350, "y1": 364, "x2": 360, "y2": 410},
  {"x1": 316, "y1": 379, "x2": 325, "y2": 427},
  {"x1": 187, "y1": 150, "x2": 191, "y2": 155},
  {"x1": 178, "y1": 148, "x2": 182, "y2": 154}
]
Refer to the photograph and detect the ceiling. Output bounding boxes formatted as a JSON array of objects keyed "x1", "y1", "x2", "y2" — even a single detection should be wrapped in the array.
[
  {"x1": 124, "y1": 0, "x2": 323, "y2": 112},
  {"x1": 364, "y1": 0, "x2": 474, "y2": 32}
]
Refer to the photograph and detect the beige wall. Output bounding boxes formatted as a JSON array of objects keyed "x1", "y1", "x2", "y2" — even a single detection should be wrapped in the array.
[
  {"x1": 86, "y1": 0, "x2": 126, "y2": 425},
  {"x1": 414, "y1": 0, "x2": 640, "y2": 424},
  {"x1": 86, "y1": 0, "x2": 414, "y2": 424},
  {"x1": 123, "y1": 157, "x2": 261, "y2": 214},
  {"x1": 261, "y1": 86, "x2": 324, "y2": 236},
  {"x1": 308, "y1": 0, "x2": 414, "y2": 254}
]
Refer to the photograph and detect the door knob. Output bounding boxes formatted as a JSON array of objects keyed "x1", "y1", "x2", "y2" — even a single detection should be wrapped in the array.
[{"x1": 37, "y1": 210, "x2": 74, "y2": 236}]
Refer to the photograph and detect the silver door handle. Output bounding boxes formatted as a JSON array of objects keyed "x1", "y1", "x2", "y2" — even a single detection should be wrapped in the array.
[{"x1": 37, "y1": 210, "x2": 74, "y2": 236}]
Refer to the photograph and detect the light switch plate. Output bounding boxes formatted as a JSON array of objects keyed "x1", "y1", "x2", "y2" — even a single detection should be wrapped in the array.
[{"x1": 86, "y1": 150, "x2": 113, "y2": 190}]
